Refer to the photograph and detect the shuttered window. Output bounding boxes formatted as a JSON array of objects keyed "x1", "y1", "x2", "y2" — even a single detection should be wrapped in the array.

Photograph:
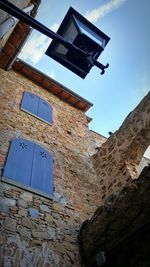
[
  {"x1": 2, "y1": 138, "x2": 54, "y2": 195},
  {"x1": 38, "y1": 98, "x2": 53, "y2": 125},
  {"x1": 21, "y1": 92, "x2": 53, "y2": 125}
]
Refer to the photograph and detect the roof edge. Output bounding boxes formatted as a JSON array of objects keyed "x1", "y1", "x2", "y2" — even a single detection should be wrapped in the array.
[{"x1": 13, "y1": 58, "x2": 93, "y2": 112}]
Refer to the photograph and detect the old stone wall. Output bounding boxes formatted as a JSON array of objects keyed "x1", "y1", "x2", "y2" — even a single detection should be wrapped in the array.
[
  {"x1": 79, "y1": 166, "x2": 150, "y2": 267},
  {"x1": 1, "y1": 61, "x2": 149, "y2": 266},
  {"x1": 0, "y1": 67, "x2": 103, "y2": 266},
  {"x1": 0, "y1": 184, "x2": 83, "y2": 267},
  {"x1": 88, "y1": 130, "x2": 107, "y2": 156},
  {"x1": 92, "y1": 91, "x2": 150, "y2": 201}
]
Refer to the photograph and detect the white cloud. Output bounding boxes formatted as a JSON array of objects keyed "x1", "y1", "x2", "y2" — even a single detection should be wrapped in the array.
[
  {"x1": 19, "y1": 0, "x2": 127, "y2": 64},
  {"x1": 19, "y1": 23, "x2": 59, "y2": 65},
  {"x1": 85, "y1": 0, "x2": 127, "y2": 23},
  {"x1": 19, "y1": 32, "x2": 50, "y2": 64},
  {"x1": 50, "y1": 23, "x2": 59, "y2": 32}
]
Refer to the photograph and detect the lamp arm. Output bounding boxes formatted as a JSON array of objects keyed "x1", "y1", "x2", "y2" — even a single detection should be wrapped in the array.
[
  {"x1": 0, "y1": 0, "x2": 109, "y2": 75},
  {"x1": 0, "y1": 0, "x2": 87, "y2": 58},
  {"x1": 94, "y1": 60, "x2": 109, "y2": 75},
  {"x1": 85, "y1": 54, "x2": 109, "y2": 75}
]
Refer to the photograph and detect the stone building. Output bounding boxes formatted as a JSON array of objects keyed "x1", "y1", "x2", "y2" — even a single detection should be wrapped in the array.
[
  {"x1": 0, "y1": 2, "x2": 107, "y2": 265},
  {"x1": 0, "y1": 1, "x2": 150, "y2": 267}
]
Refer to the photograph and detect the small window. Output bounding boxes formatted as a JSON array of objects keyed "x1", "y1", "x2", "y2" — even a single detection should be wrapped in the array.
[
  {"x1": 2, "y1": 139, "x2": 54, "y2": 196},
  {"x1": 21, "y1": 92, "x2": 53, "y2": 125}
]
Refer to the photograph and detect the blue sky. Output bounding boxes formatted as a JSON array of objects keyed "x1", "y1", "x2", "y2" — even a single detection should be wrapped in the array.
[{"x1": 19, "y1": 0, "x2": 150, "y2": 137}]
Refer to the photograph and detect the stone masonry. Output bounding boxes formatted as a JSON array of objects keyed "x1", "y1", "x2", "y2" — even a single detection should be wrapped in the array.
[
  {"x1": 0, "y1": 5, "x2": 149, "y2": 264},
  {"x1": 0, "y1": 66, "x2": 105, "y2": 267},
  {"x1": 0, "y1": 63, "x2": 149, "y2": 266},
  {"x1": 92, "y1": 91, "x2": 150, "y2": 201},
  {"x1": 79, "y1": 166, "x2": 150, "y2": 267}
]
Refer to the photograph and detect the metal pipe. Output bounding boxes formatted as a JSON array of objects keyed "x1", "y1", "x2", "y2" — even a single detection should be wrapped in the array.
[
  {"x1": 0, "y1": 0, "x2": 89, "y2": 58},
  {"x1": 0, "y1": 0, "x2": 109, "y2": 75},
  {"x1": 0, "y1": 17, "x2": 16, "y2": 38},
  {"x1": 0, "y1": 4, "x2": 34, "y2": 39}
]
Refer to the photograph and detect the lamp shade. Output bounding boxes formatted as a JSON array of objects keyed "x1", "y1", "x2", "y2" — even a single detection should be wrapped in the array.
[{"x1": 45, "y1": 7, "x2": 110, "y2": 78}]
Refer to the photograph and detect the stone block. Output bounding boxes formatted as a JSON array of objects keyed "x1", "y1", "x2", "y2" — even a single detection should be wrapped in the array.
[
  {"x1": 0, "y1": 203, "x2": 9, "y2": 213},
  {"x1": 10, "y1": 206, "x2": 18, "y2": 214},
  {"x1": 18, "y1": 226, "x2": 31, "y2": 239},
  {"x1": 20, "y1": 192, "x2": 33, "y2": 202},
  {"x1": 17, "y1": 198, "x2": 27, "y2": 208},
  {"x1": 0, "y1": 196, "x2": 16, "y2": 206},
  {"x1": 18, "y1": 208, "x2": 28, "y2": 217},
  {"x1": 29, "y1": 208, "x2": 39, "y2": 218},
  {"x1": 39, "y1": 204, "x2": 50, "y2": 213},
  {"x1": 32, "y1": 230, "x2": 51, "y2": 240},
  {"x1": 22, "y1": 217, "x2": 32, "y2": 229},
  {"x1": 0, "y1": 197, "x2": 16, "y2": 213},
  {"x1": 47, "y1": 227, "x2": 56, "y2": 239},
  {"x1": 4, "y1": 217, "x2": 16, "y2": 232},
  {"x1": 45, "y1": 214, "x2": 53, "y2": 223},
  {"x1": 32, "y1": 239, "x2": 42, "y2": 246}
]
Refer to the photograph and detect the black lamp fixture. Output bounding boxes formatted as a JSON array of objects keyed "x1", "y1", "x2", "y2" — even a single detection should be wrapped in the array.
[
  {"x1": 46, "y1": 7, "x2": 110, "y2": 78},
  {"x1": 0, "y1": 1, "x2": 110, "y2": 79}
]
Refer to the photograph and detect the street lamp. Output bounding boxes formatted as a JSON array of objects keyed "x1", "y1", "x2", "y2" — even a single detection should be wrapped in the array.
[
  {"x1": 46, "y1": 7, "x2": 110, "y2": 78},
  {"x1": 0, "y1": 1, "x2": 110, "y2": 79}
]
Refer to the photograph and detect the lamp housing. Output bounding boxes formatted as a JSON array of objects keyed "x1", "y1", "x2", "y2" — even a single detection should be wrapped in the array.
[{"x1": 45, "y1": 7, "x2": 110, "y2": 78}]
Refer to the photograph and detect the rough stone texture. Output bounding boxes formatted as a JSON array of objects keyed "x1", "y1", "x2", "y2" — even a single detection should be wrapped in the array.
[
  {"x1": 0, "y1": 53, "x2": 149, "y2": 266},
  {"x1": 4, "y1": 217, "x2": 17, "y2": 232},
  {"x1": 0, "y1": 196, "x2": 17, "y2": 213},
  {"x1": 0, "y1": 67, "x2": 103, "y2": 214},
  {"x1": 88, "y1": 130, "x2": 107, "y2": 156},
  {"x1": 0, "y1": 67, "x2": 105, "y2": 267},
  {"x1": 92, "y1": 91, "x2": 150, "y2": 200},
  {"x1": 20, "y1": 192, "x2": 33, "y2": 202},
  {"x1": 137, "y1": 155, "x2": 150, "y2": 173},
  {"x1": 0, "y1": 183, "x2": 86, "y2": 267},
  {"x1": 39, "y1": 204, "x2": 50, "y2": 213},
  {"x1": 79, "y1": 166, "x2": 150, "y2": 266},
  {"x1": 29, "y1": 208, "x2": 39, "y2": 218}
]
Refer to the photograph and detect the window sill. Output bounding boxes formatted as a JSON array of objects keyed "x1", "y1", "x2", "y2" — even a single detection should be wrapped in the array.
[
  {"x1": 2, "y1": 177, "x2": 55, "y2": 201},
  {"x1": 21, "y1": 108, "x2": 52, "y2": 126}
]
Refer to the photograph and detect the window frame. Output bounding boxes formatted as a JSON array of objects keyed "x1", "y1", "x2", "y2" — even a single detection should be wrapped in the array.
[
  {"x1": 2, "y1": 138, "x2": 54, "y2": 199},
  {"x1": 20, "y1": 92, "x2": 53, "y2": 126}
]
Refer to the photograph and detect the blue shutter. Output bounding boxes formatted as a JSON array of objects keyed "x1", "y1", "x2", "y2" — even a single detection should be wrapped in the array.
[
  {"x1": 37, "y1": 98, "x2": 52, "y2": 125},
  {"x1": 21, "y1": 92, "x2": 39, "y2": 116},
  {"x1": 31, "y1": 144, "x2": 54, "y2": 194},
  {"x1": 3, "y1": 139, "x2": 34, "y2": 186}
]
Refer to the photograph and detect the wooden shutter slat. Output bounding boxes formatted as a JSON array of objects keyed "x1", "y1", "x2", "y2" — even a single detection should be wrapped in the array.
[
  {"x1": 21, "y1": 92, "x2": 39, "y2": 116},
  {"x1": 37, "y1": 98, "x2": 52, "y2": 125},
  {"x1": 31, "y1": 144, "x2": 54, "y2": 194},
  {"x1": 3, "y1": 138, "x2": 34, "y2": 186}
]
